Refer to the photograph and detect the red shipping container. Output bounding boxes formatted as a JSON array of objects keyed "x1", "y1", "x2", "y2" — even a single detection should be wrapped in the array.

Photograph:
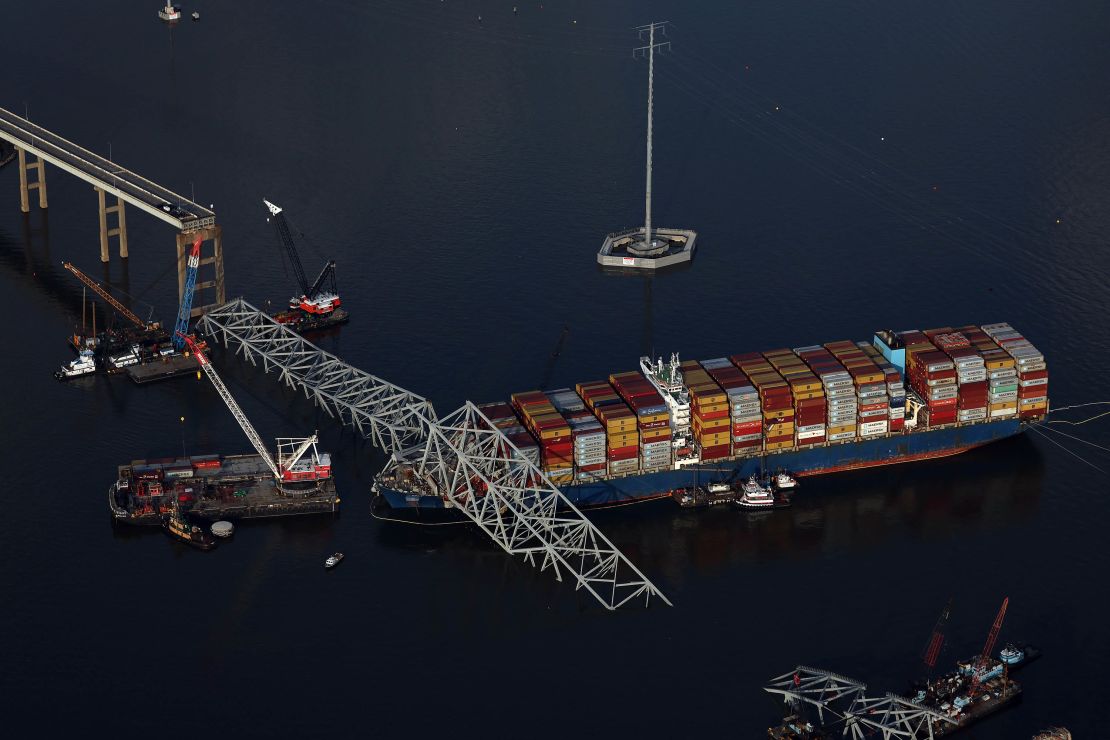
[
  {"x1": 578, "y1": 462, "x2": 607, "y2": 472},
  {"x1": 930, "y1": 397, "x2": 958, "y2": 408},
  {"x1": 701, "y1": 443, "x2": 731, "y2": 460},
  {"x1": 695, "y1": 409, "x2": 730, "y2": 421},
  {"x1": 608, "y1": 448, "x2": 639, "y2": 461},
  {"x1": 732, "y1": 420, "x2": 763, "y2": 434}
]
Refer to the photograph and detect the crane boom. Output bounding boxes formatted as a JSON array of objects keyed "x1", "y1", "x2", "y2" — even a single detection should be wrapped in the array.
[
  {"x1": 970, "y1": 597, "x2": 1009, "y2": 695},
  {"x1": 184, "y1": 336, "x2": 281, "y2": 479},
  {"x1": 306, "y1": 260, "x2": 337, "y2": 300},
  {"x1": 263, "y1": 199, "x2": 310, "y2": 296},
  {"x1": 172, "y1": 236, "x2": 204, "y2": 350},
  {"x1": 62, "y1": 262, "x2": 148, "y2": 329}
]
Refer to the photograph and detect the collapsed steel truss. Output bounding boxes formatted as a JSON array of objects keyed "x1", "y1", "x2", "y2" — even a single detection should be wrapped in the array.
[
  {"x1": 197, "y1": 298, "x2": 670, "y2": 610},
  {"x1": 198, "y1": 298, "x2": 435, "y2": 452},
  {"x1": 413, "y1": 402, "x2": 670, "y2": 608},
  {"x1": 765, "y1": 666, "x2": 956, "y2": 740}
]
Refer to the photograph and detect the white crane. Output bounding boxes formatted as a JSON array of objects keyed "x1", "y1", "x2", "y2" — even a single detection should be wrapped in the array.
[{"x1": 184, "y1": 335, "x2": 328, "y2": 484}]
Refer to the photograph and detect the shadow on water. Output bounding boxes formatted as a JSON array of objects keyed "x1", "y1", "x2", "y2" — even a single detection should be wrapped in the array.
[{"x1": 368, "y1": 432, "x2": 1044, "y2": 580}]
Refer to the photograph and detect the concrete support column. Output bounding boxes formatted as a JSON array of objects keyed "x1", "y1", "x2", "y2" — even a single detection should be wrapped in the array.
[
  {"x1": 96, "y1": 187, "x2": 129, "y2": 262},
  {"x1": 107, "y1": 196, "x2": 128, "y2": 258},
  {"x1": 17, "y1": 149, "x2": 47, "y2": 211},
  {"x1": 96, "y1": 186, "x2": 109, "y2": 262},
  {"x1": 176, "y1": 225, "x2": 224, "y2": 315},
  {"x1": 17, "y1": 148, "x2": 29, "y2": 213}
]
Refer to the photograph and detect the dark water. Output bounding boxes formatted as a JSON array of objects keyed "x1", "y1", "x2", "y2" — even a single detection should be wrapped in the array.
[{"x1": 3, "y1": 1, "x2": 1109, "y2": 736}]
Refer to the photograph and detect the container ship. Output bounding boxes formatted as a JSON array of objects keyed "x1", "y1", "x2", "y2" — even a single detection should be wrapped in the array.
[{"x1": 375, "y1": 323, "x2": 1048, "y2": 512}]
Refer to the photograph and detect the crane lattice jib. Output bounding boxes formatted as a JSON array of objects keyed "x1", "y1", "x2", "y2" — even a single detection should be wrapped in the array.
[
  {"x1": 185, "y1": 337, "x2": 280, "y2": 479},
  {"x1": 412, "y1": 402, "x2": 670, "y2": 610},
  {"x1": 172, "y1": 237, "x2": 203, "y2": 350},
  {"x1": 263, "y1": 200, "x2": 310, "y2": 296},
  {"x1": 307, "y1": 260, "x2": 337, "y2": 300},
  {"x1": 197, "y1": 298, "x2": 434, "y2": 453},
  {"x1": 62, "y1": 262, "x2": 146, "y2": 329}
]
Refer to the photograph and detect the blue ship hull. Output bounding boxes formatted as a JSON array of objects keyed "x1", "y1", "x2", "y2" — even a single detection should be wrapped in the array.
[{"x1": 377, "y1": 419, "x2": 1026, "y2": 512}]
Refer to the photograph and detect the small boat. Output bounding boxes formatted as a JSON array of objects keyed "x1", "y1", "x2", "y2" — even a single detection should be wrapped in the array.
[
  {"x1": 55, "y1": 349, "x2": 97, "y2": 380},
  {"x1": 163, "y1": 510, "x2": 217, "y2": 550},
  {"x1": 158, "y1": 2, "x2": 181, "y2": 21},
  {"x1": 325, "y1": 552, "x2": 344, "y2": 569},
  {"x1": 772, "y1": 471, "x2": 797, "y2": 490},
  {"x1": 191, "y1": 11, "x2": 200, "y2": 21},
  {"x1": 735, "y1": 475, "x2": 775, "y2": 509}
]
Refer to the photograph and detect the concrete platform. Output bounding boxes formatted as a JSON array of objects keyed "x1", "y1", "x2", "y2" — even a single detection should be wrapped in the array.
[{"x1": 597, "y1": 227, "x2": 697, "y2": 269}]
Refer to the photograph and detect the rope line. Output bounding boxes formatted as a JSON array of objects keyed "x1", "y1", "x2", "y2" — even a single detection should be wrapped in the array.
[{"x1": 1028, "y1": 425, "x2": 1106, "y2": 474}]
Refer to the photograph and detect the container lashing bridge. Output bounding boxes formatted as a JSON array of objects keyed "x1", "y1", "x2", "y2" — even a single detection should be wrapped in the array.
[{"x1": 198, "y1": 298, "x2": 670, "y2": 610}]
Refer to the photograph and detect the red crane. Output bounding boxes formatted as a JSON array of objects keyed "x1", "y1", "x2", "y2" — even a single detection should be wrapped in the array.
[
  {"x1": 970, "y1": 597, "x2": 1009, "y2": 696},
  {"x1": 922, "y1": 598, "x2": 953, "y2": 671}
]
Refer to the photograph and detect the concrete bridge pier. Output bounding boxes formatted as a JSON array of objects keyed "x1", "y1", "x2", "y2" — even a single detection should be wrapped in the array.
[
  {"x1": 16, "y1": 147, "x2": 47, "y2": 212},
  {"x1": 95, "y1": 186, "x2": 128, "y2": 261},
  {"x1": 177, "y1": 226, "x2": 225, "y2": 315}
]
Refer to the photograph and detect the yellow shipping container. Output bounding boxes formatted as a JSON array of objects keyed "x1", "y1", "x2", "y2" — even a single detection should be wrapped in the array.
[
  {"x1": 763, "y1": 409, "x2": 794, "y2": 421},
  {"x1": 607, "y1": 431, "x2": 639, "y2": 446},
  {"x1": 694, "y1": 417, "x2": 730, "y2": 432},
  {"x1": 793, "y1": 390, "x2": 824, "y2": 401},
  {"x1": 694, "y1": 402, "x2": 729, "y2": 415},
  {"x1": 989, "y1": 401, "x2": 1018, "y2": 411},
  {"x1": 765, "y1": 440, "x2": 795, "y2": 451},
  {"x1": 699, "y1": 432, "x2": 731, "y2": 445},
  {"x1": 641, "y1": 427, "x2": 671, "y2": 441},
  {"x1": 828, "y1": 424, "x2": 857, "y2": 435},
  {"x1": 767, "y1": 422, "x2": 795, "y2": 435},
  {"x1": 1019, "y1": 400, "x2": 1047, "y2": 410},
  {"x1": 638, "y1": 412, "x2": 669, "y2": 424},
  {"x1": 853, "y1": 371, "x2": 884, "y2": 384}
]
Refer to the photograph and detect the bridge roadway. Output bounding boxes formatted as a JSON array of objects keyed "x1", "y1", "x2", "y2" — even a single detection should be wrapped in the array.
[
  {"x1": 198, "y1": 298, "x2": 671, "y2": 610},
  {"x1": 0, "y1": 106, "x2": 215, "y2": 232}
]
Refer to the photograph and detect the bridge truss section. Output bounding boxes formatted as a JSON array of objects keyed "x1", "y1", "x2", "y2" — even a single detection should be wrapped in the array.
[
  {"x1": 197, "y1": 298, "x2": 434, "y2": 453},
  {"x1": 198, "y1": 299, "x2": 670, "y2": 610},
  {"x1": 765, "y1": 666, "x2": 956, "y2": 740},
  {"x1": 410, "y1": 402, "x2": 671, "y2": 610}
]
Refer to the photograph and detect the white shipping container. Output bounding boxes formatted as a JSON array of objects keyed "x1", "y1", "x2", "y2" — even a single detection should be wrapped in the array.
[
  {"x1": 990, "y1": 391, "x2": 1019, "y2": 402},
  {"x1": 797, "y1": 423, "x2": 826, "y2": 434},
  {"x1": 1019, "y1": 377, "x2": 1048, "y2": 388},
  {"x1": 990, "y1": 408, "x2": 1017, "y2": 419},
  {"x1": 860, "y1": 420, "x2": 889, "y2": 433},
  {"x1": 733, "y1": 432, "x2": 762, "y2": 443},
  {"x1": 1019, "y1": 396, "x2": 1048, "y2": 407},
  {"x1": 958, "y1": 409, "x2": 988, "y2": 421},
  {"x1": 797, "y1": 429, "x2": 826, "y2": 441},
  {"x1": 889, "y1": 408, "x2": 906, "y2": 419},
  {"x1": 859, "y1": 408, "x2": 889, "y2": 419},
  {"x1": 829, "y1": 431, "x2": 858, "y2": 441}
]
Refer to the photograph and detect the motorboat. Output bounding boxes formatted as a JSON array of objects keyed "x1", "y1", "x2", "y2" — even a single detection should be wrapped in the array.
[
  {"x1": 325, "y1": 552, "x2": 344, "y2": 569},
  {"x1": 772, "y1": 471, "x2": 797, "y2": 490}
]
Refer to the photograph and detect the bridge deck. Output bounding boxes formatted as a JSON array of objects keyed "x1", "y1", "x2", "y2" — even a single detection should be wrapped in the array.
[{"x1": 0, "y1": 106, "x2": 214, "y2": 232}]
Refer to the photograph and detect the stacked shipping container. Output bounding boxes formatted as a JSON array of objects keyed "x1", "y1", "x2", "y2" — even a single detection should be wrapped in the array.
[
  {"x1": 610, "y1": 372, "x2": 673, "y2": 471},
  {"x1": 477, "y1": 401, "x2": 541, "y2": 473},
  {"x1": 765, "y1": 348, "x2": 827, "y2": 447},
  {"x1": 547, "y1": 389, "x2": 607, "y2": 482},
  {"x1": 900, "y1": 331, "x2": 957, "y2": 427},
  {"x1": 857, "y1": 342, "x2": 907, "y2": 432},
  {"x1": 982, "y1": 323, "x2": 1049, "y2": 420},
  {"x1": 731, "y1": 353, "x2": 795, "y2": 451},
  {"x1": 795, "y1": 345, "x2": 858, "y2": 441},
  {"x1": 576, "y1": 381, "x2": 640, "y2": 476},
  {"x1": 701, "y1": 358, "x2": 763, "y2": 456},
  {"x1": 826, "y1": 341, "x2": 890, "y2": 437},
  {"x1": 510, "y1": 391, "x2": 574, "y2": 484},
  {"x1": 680, "y1": 360, "x2": 732, "y2": 460}
]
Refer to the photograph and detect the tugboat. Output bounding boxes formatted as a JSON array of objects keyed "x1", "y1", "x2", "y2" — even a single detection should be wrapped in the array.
[
  {"x1": 325, "y1": 552, "x2": 344, "y2": 569},
  {"x1": 163, "y1": 508, "x2": 217, "y2": 550},
  {"x1": 735, "y1": 475, "x2": 775, "y2": 509},
  {"x1": 158, "y1": 1, "x2": 181, "y2": 21},
  {"x1": 772, "y1": 471, "x2": 797, "y2": 490},
  {"x1": 54, "y1": 349, "x2": 97, "y2": 380}
]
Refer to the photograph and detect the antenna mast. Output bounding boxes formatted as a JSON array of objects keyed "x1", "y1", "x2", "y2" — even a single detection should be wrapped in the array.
[{"x1": 635, "y1": 21, "x2": 670, "y2": 251}]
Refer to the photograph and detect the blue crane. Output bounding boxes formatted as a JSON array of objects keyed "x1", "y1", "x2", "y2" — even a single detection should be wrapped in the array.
[{"x1": 172, "y1": 236, "x2": 204, "y2": 350}]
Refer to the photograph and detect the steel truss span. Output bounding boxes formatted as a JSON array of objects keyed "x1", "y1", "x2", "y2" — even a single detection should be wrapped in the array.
[
  {"x1": 411, "y1": 402, "x2": 670, "y2": 609},
  {"x1": 765, "y1": 666, "x2": 956, "y2": 740},
  {"x1": 197, "y1": 298, "x2": 435, "y2": 453},
  {"x1": 197, "y1": 299, "x2": 670, "y2": 610}
]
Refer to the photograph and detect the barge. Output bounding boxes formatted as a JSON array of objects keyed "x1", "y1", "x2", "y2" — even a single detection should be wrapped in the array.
[
  {"x1": 375, "y1": 324, "x2": 1048, "y2": 513},
  {"x1": 110, "y1": 451, "x2": 338, "y2": 525}
]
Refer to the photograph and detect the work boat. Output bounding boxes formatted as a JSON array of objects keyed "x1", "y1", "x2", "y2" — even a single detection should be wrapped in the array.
[
  {"x1": 773, "y1": 472, "x2": 797, "y2": 490},
  {"x1": 736, "y1": 475, "x2": 774, "y2": 509},
  {"x1": 55, "y1": 350, "x2": 96, "y2": 380}
]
